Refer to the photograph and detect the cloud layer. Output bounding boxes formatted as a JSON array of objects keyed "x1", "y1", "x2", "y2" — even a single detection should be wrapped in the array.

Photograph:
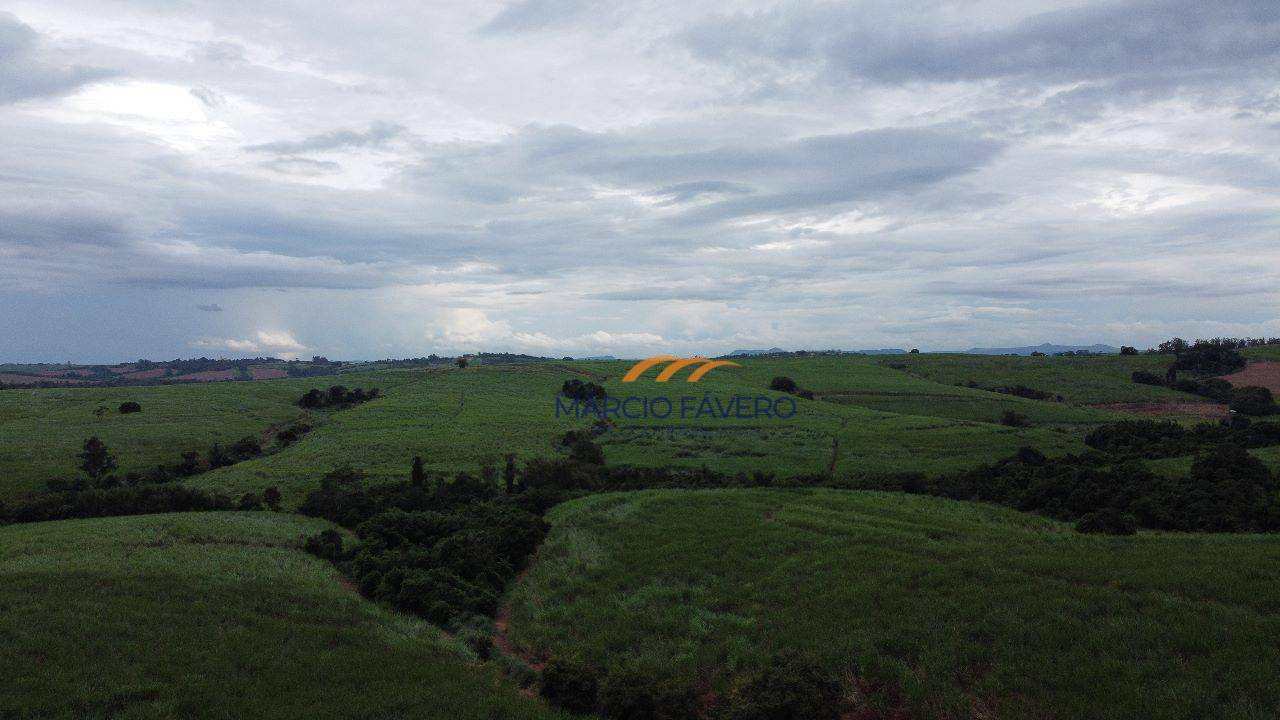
[{"x1": 0, "y1": 1, "x2": 1277, "y2": 361}]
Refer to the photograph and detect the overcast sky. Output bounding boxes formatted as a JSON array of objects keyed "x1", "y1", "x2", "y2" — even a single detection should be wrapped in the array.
[{"x1": 1, "y1": 0, "x2": 1278, "y2": 362}]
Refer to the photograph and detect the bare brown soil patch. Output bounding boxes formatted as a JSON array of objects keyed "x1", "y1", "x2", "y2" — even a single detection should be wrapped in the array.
[
  {"x1": 249, "y1": 367, "x2": 289, "y2": 380},
  {"x1": 37, "y1": 368, "x2": 94, "y2": 377},
  {"x1": 1091, "y1": 401, "x2": 1228, "y2": 419},
  {"x1": 173, "y1": 369, "x2": 237, "y2": 382},
  {"x1": 0, "y1": 373, "x2": 78, "y2": 385},
  {"x1": 1220, "y1": 361, "x2": 1280, "y2": 395},
  {"x1": 121, "y1": 368, "x2": 168, "y2": 380}
]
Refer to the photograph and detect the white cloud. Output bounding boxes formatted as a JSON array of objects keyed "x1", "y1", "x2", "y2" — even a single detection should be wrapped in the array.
[{"x1": 192, "y1": 330, "x2": 307, "y2": 358}]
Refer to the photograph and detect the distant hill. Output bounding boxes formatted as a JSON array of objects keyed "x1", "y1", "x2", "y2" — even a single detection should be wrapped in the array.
[
  {"x1": 960, "y1": 343, "x2": 1119, "y2": 356},
  {"x1": 728, "y1": 347, "x2": 906, "y2": 356}
]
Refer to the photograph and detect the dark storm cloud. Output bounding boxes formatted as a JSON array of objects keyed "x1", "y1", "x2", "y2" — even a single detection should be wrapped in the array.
[
  {"x1": 679, "y1": 0, "x2": 1280, "y2": 86},
  {"x1": 246, "y1": 121, "x2": 406, "y2": 155},
  {"x1": 1, "y1": 0, "x2": 1278, "y2": 356},
  {"x1": 0, "y1": 13, "x2": 115, "y2": 104}
]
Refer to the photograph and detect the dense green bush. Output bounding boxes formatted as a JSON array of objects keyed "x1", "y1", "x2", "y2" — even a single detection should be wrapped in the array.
[
  {"x1": 298, "y1": 386, "x2": 380, "y2": 409},
  {"x1": 1174, "y1": 344, "x2": 1246, "y2": 377},
  {"x1": 596, "y1": 667, "x2": 697, "y2": 720},
  {"x1": 1131, "y1": 370, "x2": 1165, "y2": 386},
  {"x1": 561, "y1": 379, "x2": 606, "y2": 402},
  {"x1": 717, "y1": 651, "x2": 841, "y2": 720},
  {"x1": 2, "y1": 484, "x2": 234, "y2": 525},
  {"x1": 541, "y1": 658, "x2": 600, "y2": 714},
  {"x1": 118, "y1": 401, "x2": 142, "y2": 414},
  {"x1": 1231, "y1": 386, "x2": 1276, "y2": 416}
]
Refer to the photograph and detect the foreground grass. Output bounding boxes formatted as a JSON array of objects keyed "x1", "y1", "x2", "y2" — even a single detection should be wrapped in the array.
[
  {"x1": 0, "y1": 512, "x2": 570, "y2": 720},
  {"x1": 509, "y1": 489, "x2": 1280, "y2": 720}
]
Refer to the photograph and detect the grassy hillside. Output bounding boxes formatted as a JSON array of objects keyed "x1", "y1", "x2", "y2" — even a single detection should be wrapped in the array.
[
  {"x1": 1, "y1": 353, "x2": 1206, "y2": 505},
  {"x1": 508, "y1": 489, "x2": 1280, "y2": 720},
  {"x1": 0, "y1": 371, "x2": 418, "y2": 501},
  {"x1": 184, "y1": 358, "x2": 1092, "y2": 503},
  {"x1": 881, "y1": 352, "x2": 1196, "y2": 404},
  {"x1": 0, "y1": 512, "x2": 570, "y2": 720}
]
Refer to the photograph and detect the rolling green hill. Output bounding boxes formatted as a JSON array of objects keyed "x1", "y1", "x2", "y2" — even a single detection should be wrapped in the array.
[
  {"x1": 0, "y1": 354, "x2": 1181, "y2": 504},
  {"x1": 0, "y1": 371, "x2": 419, "y2": 501},
  {"x1": 880, "y1": 352, "x2": 1197, "y2": 405},
  {"x1": 0, "y1": 512, "x2": 569, "y2": 720},
  {"x1": 185, "y1": 357, "x2": 1097, "y2": 504},
  {"x1": 508, "y1": 489, "x2": 1280, "y2": 720}
]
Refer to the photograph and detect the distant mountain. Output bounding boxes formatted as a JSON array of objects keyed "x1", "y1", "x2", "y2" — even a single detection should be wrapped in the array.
[
  {"x1": 960, "y1": 343, "x2": 1119, "y2": 356},
  {"x1": 727, "y1": 347, "x2": 786, "y2": 356},
  {"x1": 583, "y1": 355, "x2": 617, "y2": 361}
]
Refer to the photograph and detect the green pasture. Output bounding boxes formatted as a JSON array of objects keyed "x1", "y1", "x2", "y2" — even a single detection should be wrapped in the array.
[{"x1": 509, "y1": 488, "x2": 1280, "y2": 720}]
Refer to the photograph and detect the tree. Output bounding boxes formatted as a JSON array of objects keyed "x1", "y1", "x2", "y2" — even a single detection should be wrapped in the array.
[
  {"x1": 1120, "y1": 346, "x2": 1138, "y2": 355},
  {"x1": 411, "y1": 456, "x2": 426, "y2": 487},
  {"x1": 1231, "y1": 386, "x2": 1276, "y2": 416},
  {"x1": 263, "y1": 486, "x2": 282, "y2": 511},
  {"x1": 118, "y1": 401, "x2": 142, "y2": 414},
  {"x1": 78, "y1": 437, "x2": 117, "y2": 487},
  {"x1": 456, "y1": 357, "x2": 469, "y2": 369},
  {"x1": 909, "y1": 348, "x2": 920, "y2": 354},
  {"x1": 503, "y1": 454, "x2": 517, "y2": 494}
]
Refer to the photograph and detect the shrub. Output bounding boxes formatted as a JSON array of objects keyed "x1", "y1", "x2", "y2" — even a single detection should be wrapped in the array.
[
  {"x1": 769, "y1": 376, "x2": 798, "y2": 393},
  {"x1": 562, "y1": 430, "x2": 605, "y2": 465},
  {"x1": 1131, "y1": 370, "x2": 1165, "y2": 386},
  {"x1": 1075, "y1": 509, "x2": 1138, "y2": 535},
  {"x1": 1231, "y1": 386, "x2": 1276, "y2": 416},
  {"x1": 118, "y1": 401, "x2": 142, "y2": 414},
  {"x1": 299, "y1": 386, "x2": 379, "y2": 409},
  {"x1": 304, "y1": 529, "x2": 346, "y2": 561},
  {"x1": 718, "y1": 651, "x2": 841, "y2": 720},
  {"x1": 237, "y1": 492, "x2": 263, "y2": 511},
  {"x1": 541, "y1": 658, "x2": 600, "y2": 714},
  {"x1": 999, "y1": 410, "x2": 1030, "y2": 427},
  {"x1": 562, "y1": 379, "x2": 606, "y2": 402},
  {"x1": 598, "y1": 667, "x2": 696, "y2": 720},
  {"x1": 5, "y1": 484, "x2": 233, "y2": 524},
  {"x1": 263, "y1": 486, "x2": 282, "y2": 511}
]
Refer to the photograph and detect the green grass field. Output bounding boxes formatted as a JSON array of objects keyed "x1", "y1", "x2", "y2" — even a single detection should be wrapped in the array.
[
  {"x1": 0, "y1": 354, "x2": 1191, "y2": 504},
  {"x1": 508, "y1": 489, "x2": 1280, "y2": 720},
  {"x1": 880, "y1": 352, "x2": 1198, "y2": 405},
  {"x1": 0, "y1": 371, "x2": 420, "y2": 501},
  {"x1": 0, "y1": 511, "x2": 569, "y2": 720},
  {"x1": 180, "y1": 357, "x2": 1103, "y2": 504}
]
